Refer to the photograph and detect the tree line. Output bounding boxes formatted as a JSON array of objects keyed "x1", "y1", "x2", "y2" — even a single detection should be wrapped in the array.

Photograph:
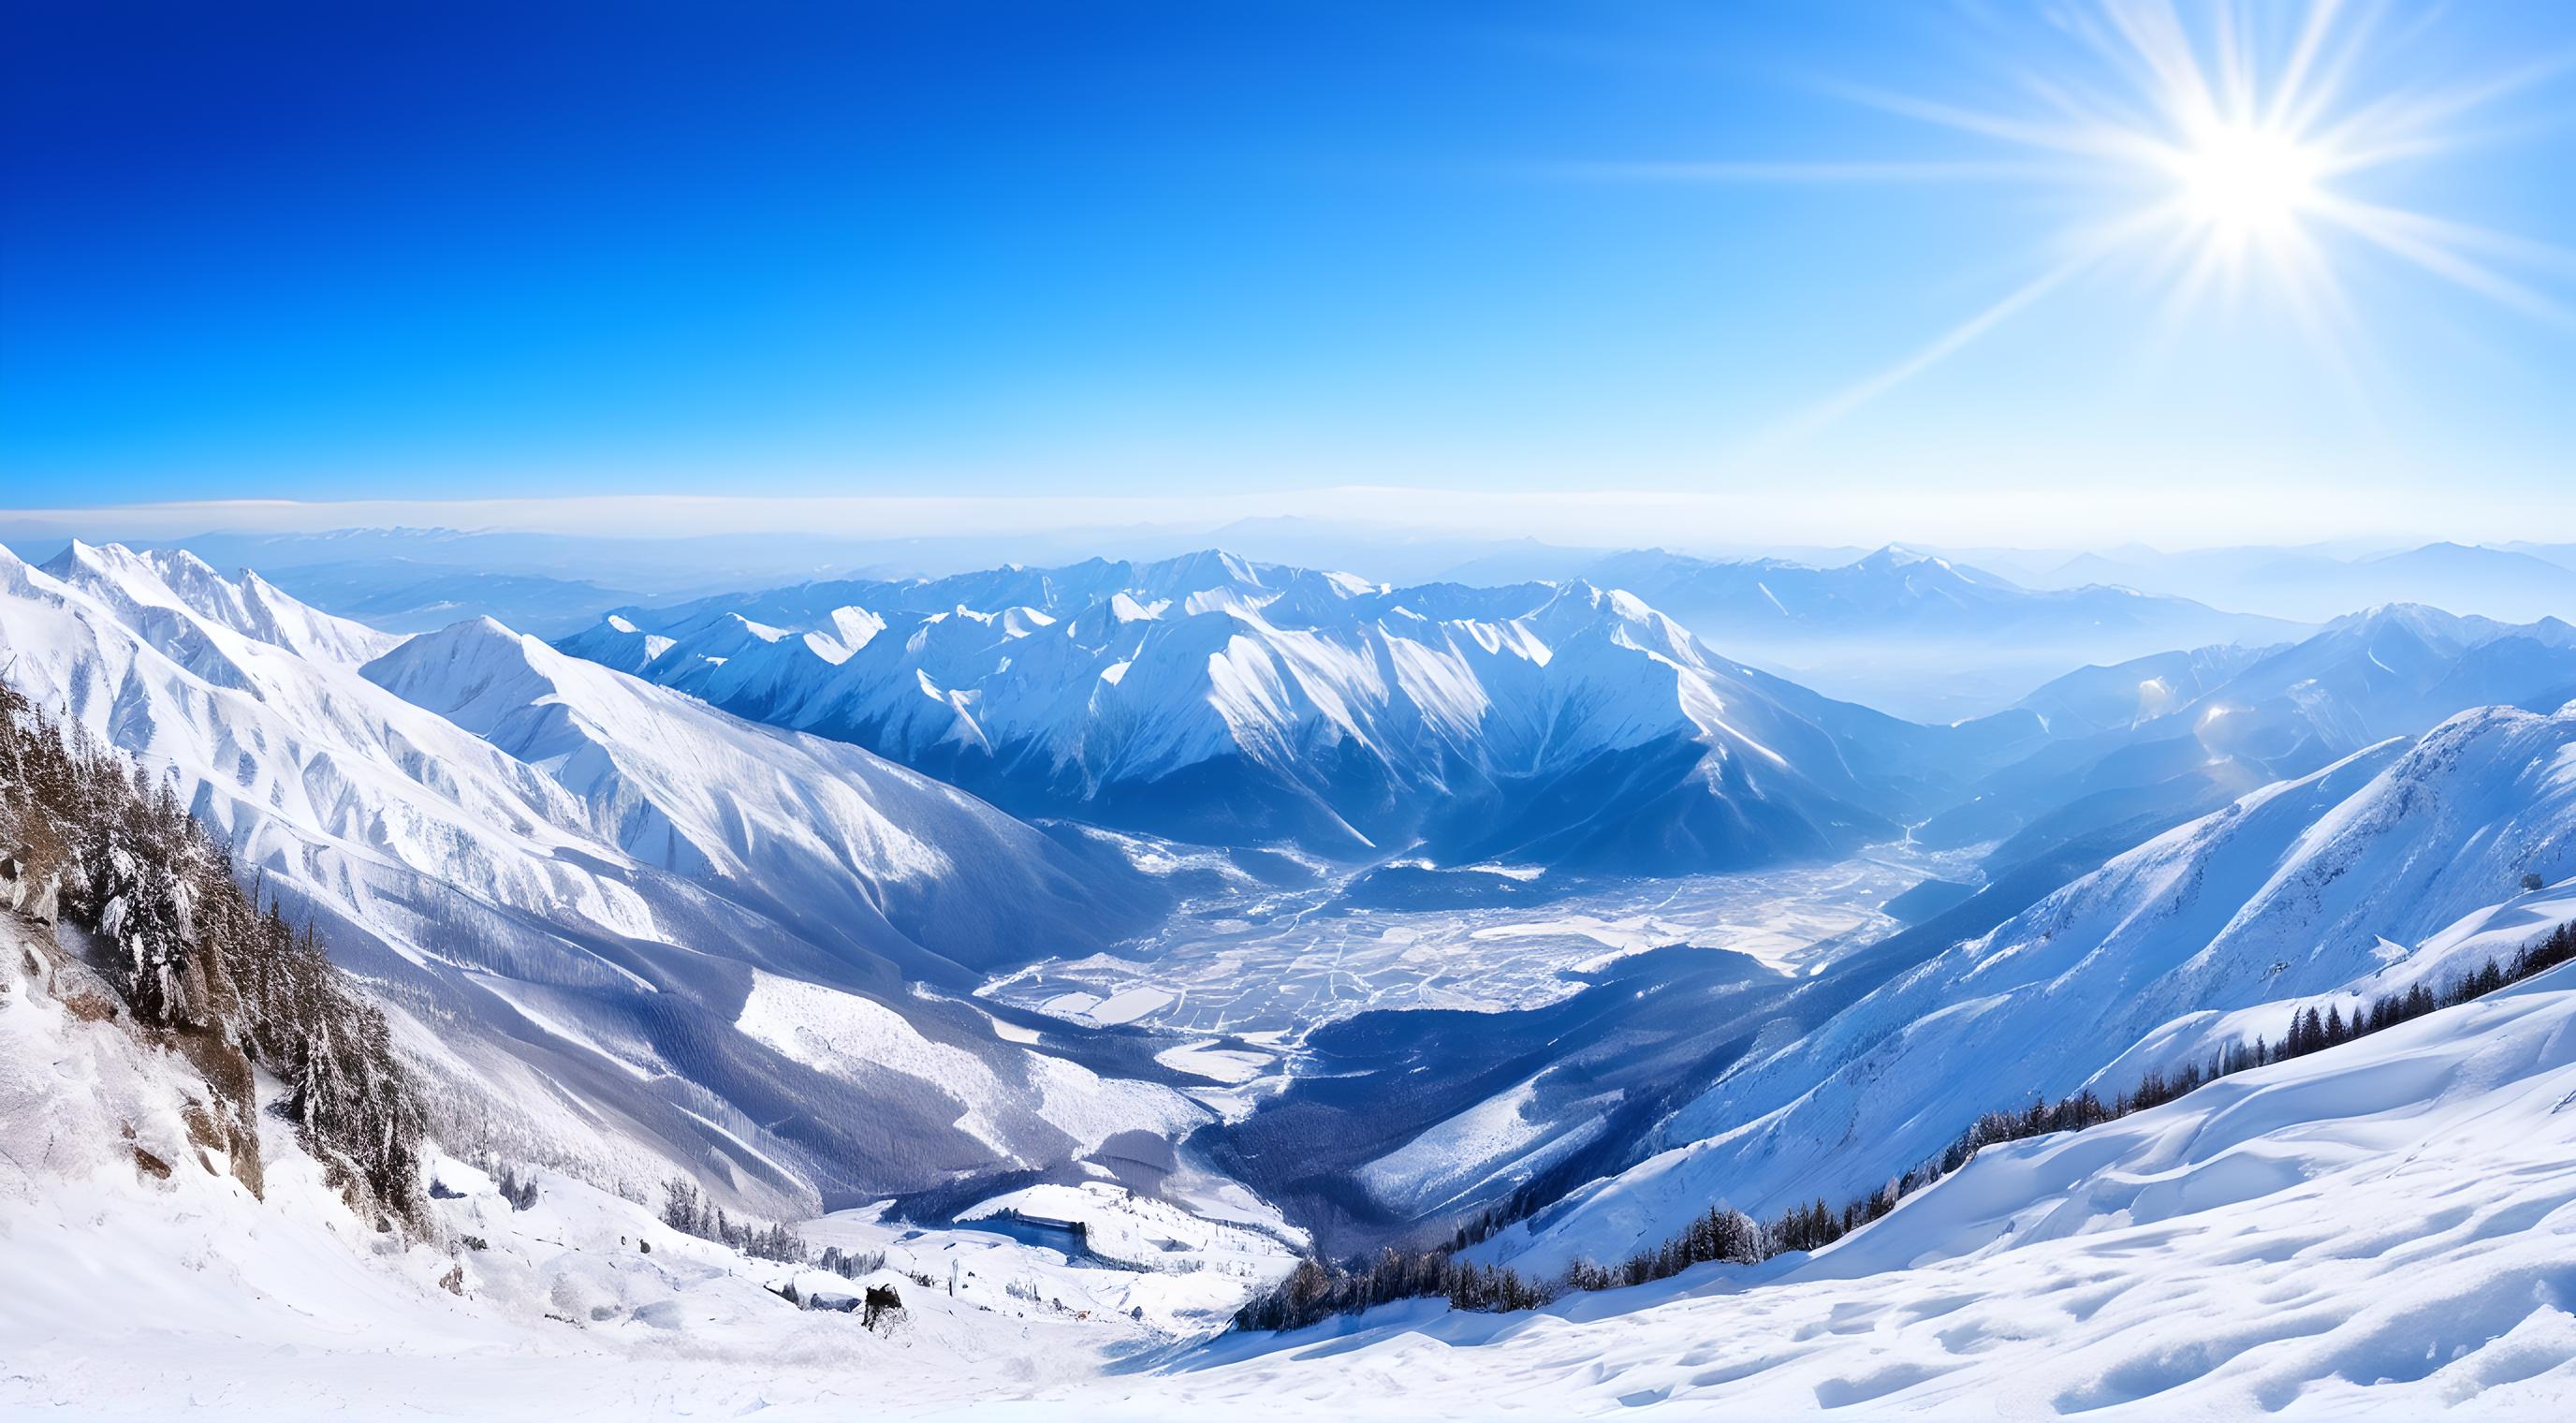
[
  {"x1": 1237, "y1": 917, "x2": 2576, "y2": 1333},
  {"x1": 659, "y1": 1177, "x2": 889, "y2": 1277},
  {"x1": 0, "y1": 680, "x2": 429, "y2": 1231},
  {"x1": 660, "y1": 1176, "x2": 813, "y2": 1262}
]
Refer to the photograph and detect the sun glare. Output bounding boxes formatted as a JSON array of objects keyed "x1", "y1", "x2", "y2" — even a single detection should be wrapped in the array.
[
  {"x1": 1717, "y1": 0, "x2": 2576, "y2": 439},
  {"x1": 2171, "y1": 125, "x2": 2323, "y2": 242}
]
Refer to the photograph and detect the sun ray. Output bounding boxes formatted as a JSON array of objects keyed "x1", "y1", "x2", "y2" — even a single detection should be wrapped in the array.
[
  {"x1": 1544, "y1": 159, "x2": 2083, "y2": 184},
  {"x1": 1575, "y1": 0, "x2": 2571, "y2": 437},
  {"x1": 2264, "y1": 223, "x2": 2383, "y2": 424},
  {"x1": 2314, "y1": 198, "x2": 2576, "y2": 328},
  {"x1": 1807, "y1": 80, "x2": 2150, "y2": 162},
  {"x1": 2319, "y1": 198, "x2": 2576, "y2": 274},
  {"x1": 2267, "y1": 0, "x2": 2350, "y2": 131},
  {"x1": 1759, "y1": 257, "x2": 2091, "y2": 445}
]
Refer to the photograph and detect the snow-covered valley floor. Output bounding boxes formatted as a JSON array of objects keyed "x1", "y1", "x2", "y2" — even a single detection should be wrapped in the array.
[{"x1": 977, "y1": 842, "x2": 1963, "y2": 1110}]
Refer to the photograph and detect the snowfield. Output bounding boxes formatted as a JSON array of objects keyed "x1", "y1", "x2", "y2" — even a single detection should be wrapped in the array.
[
  {"x1": 10, "y1": 902, "x2": 2576, "y2": 1417},
  {"x1": 736, "y1": 969, "x2": 1208, "y2": 1160},
  {"x1": 1152, "y1": 969, "x2": 2576, "y2": 1419},
  {"x1": 11, "y1": 539, "x2": 2576, "y2": 1418},
  {"x1": 1504, "y1": 701, "x2": 2576, "y2": 1276},
  {"x1": 0, "y1": 541, "x2": 1192, "y2": 1210}
]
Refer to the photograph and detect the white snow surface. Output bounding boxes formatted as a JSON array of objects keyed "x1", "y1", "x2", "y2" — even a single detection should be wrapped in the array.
[
  {"x1": 1164, "y1": 969, "x2": 2576, "y2": 1419},
  {"x1": 736, "y1": 970, "x2": 1205, "y2": 1160},
  {"x1": 10, "y1": 907, "x2": 2576, "y2": 1417},
  {"x1": 957, "y1": 1180, "x2": 1299, "y2": 1281},
  {"x1": 1504, "y1": 701, "x2": 2576, "y2": 1277},
  {"x1": 0, "y1": 541, "x2": 1186, "y2": 1206},
  {"x1": 0, "y1": 917, "x2": 1224, "y2": 1415},
  {"x1": 559, "y1": 550, "x2": 1929, "y2": 869}
]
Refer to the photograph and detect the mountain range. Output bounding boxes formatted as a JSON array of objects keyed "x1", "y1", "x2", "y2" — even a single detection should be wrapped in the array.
[
  {"x1": 9, "y1": 535, "x2": 2576, "y2": 1418},
  {"x1": 1556, "y1": 545, "x2": 2308, "y2": 719},
  {"x1": 559, "y1": 551, "x2": 2047, "y2": 874},
  {"x1": 0, "y1": 541, "x2": 1203, "y2": 1212},
  {"x1": 1924, "y1": 603, "x2": 2576, "y2": 866},
  {"x1": 2022, "y1": 539, "x2": 2576, "y2": 624},
  {"x1": 1492, "y1": 693, "x2": 2576, "y2": 1276}
]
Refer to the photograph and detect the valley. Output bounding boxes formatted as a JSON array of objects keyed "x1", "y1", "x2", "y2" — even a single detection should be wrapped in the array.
[
  {"x1": 13, "y1": 2, "x2": 2576, "y2": 1411},
  {"x1": 5, "y1": 535, "x2": 2574, "y2": 1419},
  {"x1": 988, "y1": 842, "x2": 1958, "y2": 1034}
]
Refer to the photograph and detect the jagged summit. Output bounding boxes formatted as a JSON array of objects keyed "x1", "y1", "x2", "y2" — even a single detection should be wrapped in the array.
[
  {"x1": 0, "y1": 544, "x2": 1184, "y2": 1214},
  {"x1": 556, "y1": 552, "x2": 2008, "y2": 872}
]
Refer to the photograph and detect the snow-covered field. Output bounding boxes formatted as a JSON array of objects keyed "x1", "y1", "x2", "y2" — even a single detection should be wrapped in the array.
[
  {"x1": 10, "y1": 541, "x2": 2576, "y2": 1419},
  {"x1": 1153, "y1": 972, "x2": 2576, "y2": 1419},
  {"x1": 11, "y1": 893, "x2": 2576, "y2": 1418},
  {"x1": 981, "y1": 846, "x2": 1954, "y2": 1048}
]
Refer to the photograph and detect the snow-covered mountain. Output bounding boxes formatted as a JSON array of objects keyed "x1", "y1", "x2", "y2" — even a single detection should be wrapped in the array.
[
  {"x1": 1568, "y1": 545, "x2": 2308, "y2": 719},
  {"x1": 1925, "y1": 603, "x2": 2576, "y2": 859},
  {"x1": 13, "y1": 890, "x2": 2576, "y2": 1418},
  {"x1": 2008, "y1": 643, "x2": 2269, "y2": 737},
  {"x1": 2028, "y1": 539, "x2": 2576, "y2": 625},
  {"x1": 1497, "y1": 697, "x2": 2576, "y2": 1276},
  {"x1": 560, "y1": 551, "x2": 2037, "y2": 873},
  {"x1": 0, "y1": 542, "x2": 1200, "y2": 1210},
  {"x1": 1177, "y1": 966, "x2": 2576, "y2": 1416}
]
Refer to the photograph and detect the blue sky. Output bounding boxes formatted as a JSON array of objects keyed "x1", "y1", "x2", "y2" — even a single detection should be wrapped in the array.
[{"x1": 5, "y1": 0, "x2": 2572, "y2": 544}]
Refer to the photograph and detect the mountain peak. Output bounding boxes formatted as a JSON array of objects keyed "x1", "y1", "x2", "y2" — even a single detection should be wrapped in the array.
[
  {"x1": 1852, "y1": 543, "x2": 1957, "y2": 575},
  {"x1": 40, "y1": 538, "x2": 123, "y2": 580}
]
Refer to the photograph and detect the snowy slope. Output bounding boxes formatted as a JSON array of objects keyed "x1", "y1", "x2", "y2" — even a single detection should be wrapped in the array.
[
  {"x1": 11, "y1": 895, "x2": 2575, "y2": 1418},
  {"x1": 2012, "y1": 643, "x2": 2270, "y2": 736},
  {"x1": 561, "y1": 551, "x2": 2024, "y2": 873},
  {"x1": 0, "y1": 911, "x2": 1237, "y2": 1416},
  {"x1": 1921, "y1": 603, "x2": 2576, "y2": 859},
  {"x1": 42, "y1": 539, "x2": 404, "y2": 666},
  {"x1": 361, "y1": 615, "x2": 1161, "y2": 976},
  {"x1": 0, "y1": 542, "x2": 1194, "y2": 1209},
  {"x1": 1502, "y1": 700, "x2": 2576, "y2": 1276},
  {"x1": 1573, "y1": 544, "x2": 2309, "y2": 718},
  {"x1": 1164, "y1": 971, "x2": 2576, "y2": 1419}
]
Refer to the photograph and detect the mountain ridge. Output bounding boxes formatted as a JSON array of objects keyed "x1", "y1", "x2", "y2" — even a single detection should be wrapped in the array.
[{"x1": 561, "y1": 550, "x2": 2042, "y2": 873}]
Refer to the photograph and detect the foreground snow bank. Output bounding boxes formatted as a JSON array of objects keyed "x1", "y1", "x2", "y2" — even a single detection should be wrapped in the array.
[
  {"x1": 0, "y1": 914, "x2": 1156, "y2": 1419},
  {"x1": 1153, "y1": 973, "x2": 2576, "y2": 1418},
  {"x1": 10, "y1": 891, "x2": 2576, "y2": 1417}
]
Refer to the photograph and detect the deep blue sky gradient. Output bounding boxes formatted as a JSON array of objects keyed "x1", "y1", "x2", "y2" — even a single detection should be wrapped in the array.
[{"x1": 4, "y1": 0, "x2": 2572, "y2": 535}]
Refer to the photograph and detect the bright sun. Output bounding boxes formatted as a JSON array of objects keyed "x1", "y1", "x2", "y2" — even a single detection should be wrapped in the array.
[
  {"x1": 2170, "y1": 124, "x2": 2324, "y2": 243},
  {"x1": 1714, "y1": 0, "x2": 2573, "y2": 437}
]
